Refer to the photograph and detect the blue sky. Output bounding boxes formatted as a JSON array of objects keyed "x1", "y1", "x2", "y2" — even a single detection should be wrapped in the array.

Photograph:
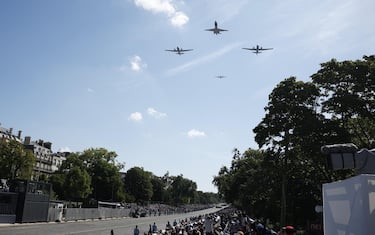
[{"x1": 1, "y1": 0, "x2": 374, "y2": 192}]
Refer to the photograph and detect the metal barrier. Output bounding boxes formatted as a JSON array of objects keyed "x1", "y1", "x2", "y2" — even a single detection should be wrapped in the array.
[
  {"x1": 62, "y1": 208, "x2": 131, "y2": 222},
  {"x1": 0, "y1": 192, "x2": 18, "y2": 223}
]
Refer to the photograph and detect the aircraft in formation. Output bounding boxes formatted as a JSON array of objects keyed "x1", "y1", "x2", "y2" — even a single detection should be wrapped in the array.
[
  {"x1": 205, "y1": 21, "x2": 228, "y2": 35},
  {"x1": 165, "y1": 47, "x2": 193, "y2": 55},
  {"x1": 242, "y1": 45, "x2": 273, "y2": 54},
  {"x1": 166, "y1": 22, "x2": 273, "y2": 57}
]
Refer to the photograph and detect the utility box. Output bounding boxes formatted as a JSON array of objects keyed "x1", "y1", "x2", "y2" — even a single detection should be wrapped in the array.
[
  {"x1": 10, "y1": 180, "x2": 51, "y2": 223},
  {"x1": 323, "y1": 174, "x2": 375, "y2": 234}
]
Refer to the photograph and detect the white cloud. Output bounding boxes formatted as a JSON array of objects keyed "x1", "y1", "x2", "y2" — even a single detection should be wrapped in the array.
[
  {"x1": 147, "y1": 107, "x2": 167, "y2": 119},
  {"x1": 128, "y1": 112, "x2": 143, "y2": 122},
  {"x1": 187, "y1": 129, "x2": 206, "y2": 138},
  {"x1": 129, "y1": 55, "x2": 147, "y2": 72},
  {"x1": 134, "y1": 0, "x2": 175, "y2": 14},
  {"x1": 170, "y1": 11, "x2": 189, "y2": 27},
  {"x1": 133, "y1": 0, "x2": 189, "y2": 27}
]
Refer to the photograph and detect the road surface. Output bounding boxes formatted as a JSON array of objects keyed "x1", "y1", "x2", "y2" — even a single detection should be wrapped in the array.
[{"x1": 0, "y1": 207, "x2": 223, "y2": 235}]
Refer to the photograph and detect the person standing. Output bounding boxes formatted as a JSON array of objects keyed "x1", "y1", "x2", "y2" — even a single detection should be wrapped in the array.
[
  {"x1": 152, "y1": 222, "x2": 158, "y2": 233},
  {"x1": 134, "y1": 225, "x2": 140, "y2": 235}
]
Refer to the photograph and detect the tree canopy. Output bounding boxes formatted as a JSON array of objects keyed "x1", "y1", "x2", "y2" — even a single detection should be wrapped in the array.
[
  {"x1": 215, "y1": 55, "x2": 375, "y2": 228},
  {"x1": 0, "y1": 139, "x2": 35, "y2": 180},
  {"x1": 50, "y1": 148, "x2": 125, "y2": 202},
  {"x1": 123, "y1": 167, "x2": 153, "y2": 203}
]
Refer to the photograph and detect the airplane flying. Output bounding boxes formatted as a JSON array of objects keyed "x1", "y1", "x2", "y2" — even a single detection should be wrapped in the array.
[
  {"x1": 242, "y1": 45, "x2": 273, "y2": 54},
  {"x1": 216, "y1": 75, "x2": 226, "y2": 79},
  {"x1": 205, "y1": 21, "x2": 228, "y2": 35},
  {"x1": 165, "y1": 47, "x2": 193, "y2": 55}
]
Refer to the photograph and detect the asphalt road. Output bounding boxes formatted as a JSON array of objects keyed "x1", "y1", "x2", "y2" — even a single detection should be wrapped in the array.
[{"x1": 0, "y1": 207, "x2": 223, "y2": 235}]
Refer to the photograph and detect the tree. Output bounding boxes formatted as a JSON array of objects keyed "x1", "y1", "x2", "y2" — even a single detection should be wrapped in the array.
[
  {"x1": 214, "y1": 149, "x2": 280, "y2": 220},
  {"x1": 77, "y1": 148, "x2": 125, "y2": 202},
  {"x1": 213, "y1": 148, "x2": 247, "y2": 205},
  {"x1": 214, "y1": 56, "x2": 375, "y2": 229},
  {"x1": 311, "y1": 56, "x2": 375, "y2": 148},
  {"x1": 253, "y1": 77, "x2": 324, "y2": 225},
  {"x1": 151, "y1": 175, "x2": 166, "y2": 202},
  {"x1": 64, "y1": 166, "x2": 91, "y2": 202},
  {"x1": 194, "y1": 191, "x2": 220, "y2": 204},
  {"x1": 49, "y1": 172, "x2": 65, "y2": 199},
  {"x1": 0, "y1": 139, "x2": 35, "y2": 180},
  {"x1": 90, "y1": 158, "x2": 124, "y2": 202},
  {"x1": 50, "y1": 148, "x2": 125, "y2": 202},
  {"x1": 124, "y1": 167, "x2": 153, "y2": 203},
  {"x1": 212, "y1": 165, "x2": 231, "y2": 202},
  {"x1": 169, "y1": 175, "x2": 197, "y2": 205}
]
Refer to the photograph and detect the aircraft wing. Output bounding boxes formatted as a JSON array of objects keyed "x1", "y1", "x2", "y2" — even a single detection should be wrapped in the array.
[
  {"x1": 165, "y1": 49, "x2": 177, "y2": 52},
  {"x1": 205, "y1": 28, "x2": 228, "y2": 32},
  {"x1": 180, "y1": 49, "x2": 193, "y2": 52},
  {"x1": 260, "y1": 48, "x2": 273, "y2": 51},
  {"x1": 242, "y1": 48, "x2": 256, "y2": 51}
]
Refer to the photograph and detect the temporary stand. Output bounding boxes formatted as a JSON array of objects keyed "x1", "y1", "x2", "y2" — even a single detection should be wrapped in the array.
[
  {"x1": 323, "y1": 174, "x2": 375, "y2": 234},
  {"x1": 321, "y1": 145, "x2": 375, "y2": 234}
]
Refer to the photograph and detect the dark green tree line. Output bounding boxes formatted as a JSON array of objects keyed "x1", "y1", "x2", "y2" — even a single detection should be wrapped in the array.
[
  {"x1": 214, "y1": 55, "x2": 375, "y2": 228},
  {"x1": 0, "y1": 138, "x2": 219, "y2": 205},
  {"x1": 49, "y1": 148, "x2": 218, "y2": 205},
  {"x1": 50, "y1": 148, "x2": 125, "y2": 203}
]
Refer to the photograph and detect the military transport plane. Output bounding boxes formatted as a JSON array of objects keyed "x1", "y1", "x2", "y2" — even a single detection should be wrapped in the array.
[
  {"x1": 205, "y1": 21, "x2": 228, "y2": 35},
  {"x1": 242, "y1": 45, "x2": 273, "y2": 54},
  {"x1": 165, "y1": 47, "x2": 193, "y2": 55}
]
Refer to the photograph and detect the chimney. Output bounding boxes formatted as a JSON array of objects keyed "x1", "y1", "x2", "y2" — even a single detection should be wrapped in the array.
[
  {"x1": 44, "y1": 142, "x2": 52, "y2": 150},
  {"x1": 17, "y1": 130, "x2": 22, "y2": 139},
  {"x1": 24, "y1": 136, "x2": 31, "y2": 145}
]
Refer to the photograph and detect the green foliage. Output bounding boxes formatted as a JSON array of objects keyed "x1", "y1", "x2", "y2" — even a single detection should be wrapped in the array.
[
  {"x1": 0, "y1": 139, "x2": 35, "y2": 180},
  {"x1": 48, "y1": 148, "x2": 218, "y2": 205},
  {"x1": 151, "y1": 175, "x2": 167, "y2": 202},
  {"x1": 215, "y1": 55, "x2": 375, "y2": 228},
  {"x1": 80, "y1": 148, "x2": 125, "y2": 201},
  {"x1": 50, "y1": 148, "x2": 125, "y2": 202},
  {"x1": 49, "y1": 172, "x2": 65, "y2": 199},
  {"x1": 1, "y1": 138, "x2": 218, "y2": 206},
  {"x1": 124, "y1": 167, "x2": 153, "y2": 203},
  {"x1": 214, "y1": 149, "x2": 279, "y2": 219},
  {"x1": 169, "y1": 175, "x2": 197, "y2": 205},
  {"x1": 64, "y1": 166, "x2": 91, "y2": 201},
  {"x1": 311, "y1": 55, "x2": 375, "y2": 148},
  {"x1": 253, "y1": 76, "x2": 321, "y2": 151},
  {"x1": 194, "y1": 191, "x2": 220, "y2": 204}
]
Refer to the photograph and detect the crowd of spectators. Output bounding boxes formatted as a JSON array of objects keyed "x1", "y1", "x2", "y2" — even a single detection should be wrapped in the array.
[{"x1": 138, "y1": 207, "x2": 296, "y2": 235}]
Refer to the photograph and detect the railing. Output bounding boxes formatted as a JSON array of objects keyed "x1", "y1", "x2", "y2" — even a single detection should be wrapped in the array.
[{"x1": 52, "y1": 208, "x2": 132, "y2": 222}]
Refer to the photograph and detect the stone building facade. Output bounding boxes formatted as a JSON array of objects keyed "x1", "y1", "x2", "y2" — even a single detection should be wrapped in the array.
[{"x1": 0, "y1": 124, "x2": 67, "y2": 180}]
